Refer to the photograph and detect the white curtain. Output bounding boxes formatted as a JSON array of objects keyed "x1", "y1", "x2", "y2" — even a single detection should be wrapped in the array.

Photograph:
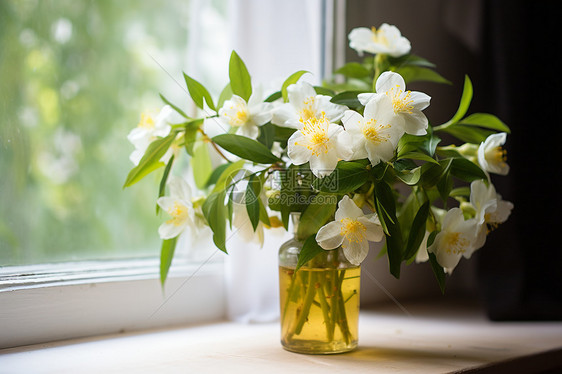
[{"x1": 223, "y1": 0, "x2": 325, "y2": 323}]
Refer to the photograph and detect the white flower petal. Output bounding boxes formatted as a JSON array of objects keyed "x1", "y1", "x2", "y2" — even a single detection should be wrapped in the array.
[
  {"x1": 287, "y1": 133, "x2": 311, "y2": 165},
  {"x1": 478, "y1": 132, "x2": 510, "y2": 175},
  {"x1": 401, "y1": 110, "x2": 428, "y2": 135},
  {"x1": 168, "y1": 176, "x2": 192, "y2": 202},
  {"x1": 357, "y1": 93, "x2": 376, "y2": 106},
  {"x1": 158, "y1": 221, "x2": 186, "y2": 240},
  {"x1": 335, "y1": 195, "x2": 364, "y2": 221},
  {"x1": 316, "y1": 221, "x2": 345, "y2": 249},
  {"x1": 358, "y1": 215, "x2": 384, "y2": 242},
  {"x1": 376, "y1": 71, "x2": 406, "y2": 93},
  {"x1": 342, "y1": 238, "x2": 370, "y2": 266},
  {"x1": 309, "y1": 150, "x2": 339, "y2": 177}
]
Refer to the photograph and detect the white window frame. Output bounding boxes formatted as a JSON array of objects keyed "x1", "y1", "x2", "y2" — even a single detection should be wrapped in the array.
[
  {"x1": 0, "y1": 257, "x2": 225, "y2": 349},
  {"x1": 0, "y1": 0, "x2": 338, "y2": 350}
]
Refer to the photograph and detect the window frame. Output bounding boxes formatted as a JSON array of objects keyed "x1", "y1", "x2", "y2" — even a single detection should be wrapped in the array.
[{"x1": 0, "y1": 257, "x2": 225, "y2": 349}]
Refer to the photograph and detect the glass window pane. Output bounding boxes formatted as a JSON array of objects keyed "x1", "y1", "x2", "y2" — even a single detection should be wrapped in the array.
[{"x1": 0, "y1": 0, "x2": 227, "y2": 265}]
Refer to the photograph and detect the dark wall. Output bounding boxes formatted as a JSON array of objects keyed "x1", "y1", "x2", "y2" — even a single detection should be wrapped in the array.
[{"x1": 345, "y1": 0, "x2": 562, "y2": 320}]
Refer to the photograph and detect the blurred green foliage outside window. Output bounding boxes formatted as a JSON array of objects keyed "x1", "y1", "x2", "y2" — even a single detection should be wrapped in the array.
[{"x1": 0, "y1": 0, "x2": 228, "y2": 265}]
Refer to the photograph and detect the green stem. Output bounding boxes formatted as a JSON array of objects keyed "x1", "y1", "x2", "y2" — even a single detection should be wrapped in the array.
[
  {"x1": 373, "y1": 53, "x2": 387, "y2": 90},
  {"x1": 281, "y1": 269, "x2": 298, "y2": 329},
  {"x1": 328, "y1": 268, "x2": 339, "y2": 341},
  {"x1": 316, "y1": 274, "x2": 334, "y2": 342},
  {"x1": 335, "y1": 269, "x2": 352, "y2": 344},
  {"x1": 293, "y1": 271, "x2": 317, "y2": 336}
]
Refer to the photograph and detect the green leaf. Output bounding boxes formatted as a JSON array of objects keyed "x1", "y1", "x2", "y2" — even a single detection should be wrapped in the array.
[
  {"x1": 229, "y1": 50, "x2": 252, "y2": 101},
  {"x1": 403, "y1": 201, "x2": 430, "y2": 261},
  {"x1": 202, "y1": 191, "x2": 227, "y2": 253},
  {"x1": 217, "y1": 83, "x2": 233, "y2": 109},
  {"x1": 184, "y1": 73, "x2": 216, "y2": 112},
  {"x1": 393, "y1": 65, "x2": 451, "y2": 85},
  {"x1": 450, "y1": 186, "x2": 470, "y2": 198},
  {"x1": 297, "y1": 193, "x2": 337, "y2": 241},
  {"x1": 212, "y1": 134, "x2": 280, "y2": 164},
  {"x1": 245, "y1": 174, "x2": 262, "y2": 231},
  {"x1": 159, "y1": 93, "x2": 190, "y2": 119},
  {"x1": 282, "y1": 70, "x2": 308, "y2": 102},
  {"x1": 160, "y1": 237, "x2": 178, "y2": 287},
  {"x1": 397, "y1": 151, "x2": 440, "y2": 164},
  {"x1": 296, "y1": 234, "x2": 325, "y2": 272},
  {"x1": 420, "y1": 162, "x2": 444, "y2": 188},
  {"x1": 312, "y1": 161, "x2": 369, "y2": 194},
  {"x1": 273, "y1": 125, "x2": 296, "y2": 147},
  {"x1": 395, "y1": 166, "x2": 422, "y2": 185},
  {"x1": 335, "y1": 62, "x2": 371, "y2": 78},
  {"x1": 437, "y1": 159, "x2": 453, "y2": 204},
  {"x1": 441, "y1": 75, "x2": 473, "y2": 127},
  {"x1": 192, "y1": 140, "x2": 213, "y2": 189},
  {"x1": 256, "y1": 122, "x2": 275, "y2": 149},
  {"x1": 184, "y1": 119, "x2": 203, "y2": 156},
  {"x1": 330, "y1": 90, "x2": 364, "y2": 109},
  {"x1": 374, "y1": 181, "x2": 402, "y2": 278},
  {"x1": 458, "y1": 112, "x2": 511, "y2": 133},
  {"x1": 313, "y1": 86, "x2": 336, "y2": 96},
  {"x1": 450, "y1": 157, "x2": 487, "y2": 182},
  {"x1": 156, "y1": 155, "x2": 175, "y2": 214},
  {"x1": 264, "y1": 91, "x2": 282, "y2": 103},
  {"x1": 389, "y1": 54, "x2": 436, "y2": 68},
  {"x1": 441, "y1": 125, "x2": 495, "y2": 144},
  {"x1": 428, "y1": 253, "x2": 446, "y2": 294},
  {"x1": 212, "y1": 159, "x2": 245, "y2": 193},
  {"x1": 205, "y1": 162, "x2": 231, "y2": 188},
  {"x1": 397, "y1": 132, "x2": 441, "y2": 158},
  {"x1": 123, "y1": 134, "x2": 175, "y2": 188}
]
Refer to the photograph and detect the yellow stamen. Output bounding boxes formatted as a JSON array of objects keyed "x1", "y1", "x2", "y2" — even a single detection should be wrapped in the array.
[
  {"x1": 443, "y1": 232, "x2": 469, "y2": 255},
  {"x1": 166, "y1": 202, "x2": 189, "y2": 226},
  {"x1": 224, "y1": 105, "x2": 249, "y2": 127},
  {"x1": 138, "y1": 113, "x2": 155, "y2": 129},
  {"x1": 298, "y1": 97, "x2": 316, "y2": 123},
  {"x1": 386, "y1": 85, "x2": 414, "y2": 114},
  {"x1": 298, "y1": 112, "x2": 332, "y2": 156},
  {"x1": 371, "y1": 26, "x2": 389, "y2": 46},
  {"x1": 484, "y1": 213, "x2": 501, "y2": 233},
  {"x1": 487, "y1": 146, "x2": 508, "y2": 166},
  {"x1": 362, "y1": 119, "x2": 391, "y2": 144},
  {"x1": 340, "y1": 218, "x2": 367, "y2": 243}
]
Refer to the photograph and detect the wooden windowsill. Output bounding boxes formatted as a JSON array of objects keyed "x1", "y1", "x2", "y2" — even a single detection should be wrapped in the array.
[{"x1": 1, "y1": 298, "x2": 561, "y2": 373}]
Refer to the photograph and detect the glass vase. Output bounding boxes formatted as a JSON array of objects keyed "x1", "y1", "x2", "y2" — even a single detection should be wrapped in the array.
[{"x1": 278, "y1": 213, "x2": 360, "y2": 354}]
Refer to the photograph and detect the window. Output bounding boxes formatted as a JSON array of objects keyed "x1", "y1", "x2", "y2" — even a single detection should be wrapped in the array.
[
  {"x1": 0, "y1": 0, "x2": 232, "y2": 266},
  {"x1": 1, "y1": 0, "x2": 333, "y2": 349},
  {"x1": 0, "y1": 0, "x2": 230, "y2": 349}
]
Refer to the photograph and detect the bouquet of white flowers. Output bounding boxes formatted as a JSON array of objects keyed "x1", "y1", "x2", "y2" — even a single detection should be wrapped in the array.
[{"x1": 124, "y1": 24, "x2": 513, "y2": 343}]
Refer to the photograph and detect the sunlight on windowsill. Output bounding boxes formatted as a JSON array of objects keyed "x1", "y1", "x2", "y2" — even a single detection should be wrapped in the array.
[{"x1": 2, "y1": 298, "x2": 561, "y2": 374}]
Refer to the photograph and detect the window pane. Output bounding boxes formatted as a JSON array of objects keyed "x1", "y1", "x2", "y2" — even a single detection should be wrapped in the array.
[{"x1": 0, "y1": 0, "x2": 228, "y2": 265}]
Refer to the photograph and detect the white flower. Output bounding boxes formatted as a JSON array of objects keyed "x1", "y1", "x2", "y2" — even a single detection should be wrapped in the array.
[
  {"x1": 477, "y1": 132, "x2": 510, "y2": 175},
  {"x1": 341, "y1": 93, "x2": 404, "y2": 166},
  {"x1": 316, "y1": 196, "x2": 384, "y2": 265},
  {"x1": 358, "y1": 72, "x2": 431, "y2": 136},
  {"x1": 428, "y1": 207, "x2": 479, "y2": 274},
  {"x1": 127, "y1": 105, "x2": 174, "y2": 165},
  {"x1": 271, "y1": 81, "x2": 347, "y2": 129},
  {"x1": 470, "y1": 180, "x2": 513, "y2": 249},
  {"x1": 156, "y1": 176, "x2": 194, "y2": 240},
  {"x1": 348, "y1": 24, "x2": 411, "y2": 57},
  {"x1": 287, "y1": 113, "x2": 352, "y2": 178},
  {"x1": 218, "y1": 90, "x2": 273, "y2": 139}
]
